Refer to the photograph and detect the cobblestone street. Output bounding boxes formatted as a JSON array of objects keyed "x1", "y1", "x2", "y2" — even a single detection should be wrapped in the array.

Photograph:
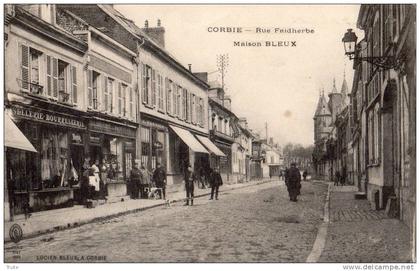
[{"x1": 5, "y1": 180, "x2": 327, "y2": 263}]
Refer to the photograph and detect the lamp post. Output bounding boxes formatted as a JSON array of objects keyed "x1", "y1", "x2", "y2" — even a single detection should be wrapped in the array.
[{"x1": 342, "y1": 28, "x2": 399, "y2": 70}]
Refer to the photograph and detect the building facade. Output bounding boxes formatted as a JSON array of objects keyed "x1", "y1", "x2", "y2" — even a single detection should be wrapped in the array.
[{"x1": 353, "y1": 5, "x2": 416, "y2": 233}]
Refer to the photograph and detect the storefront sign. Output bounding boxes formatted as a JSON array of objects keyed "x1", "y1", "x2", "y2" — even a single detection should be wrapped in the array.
[
  {"x1": 11, "y1": 105, "x2": 86, "y2": 129},
  {"x1": 71, "y1": 133, "x2": 83, "y2": 145},
  {"x1": 140, "y1": 119, "x2": 167, "y2": 131},
  {"x1": 89, "y1": 119, "x2": 136, "y2": 139}
]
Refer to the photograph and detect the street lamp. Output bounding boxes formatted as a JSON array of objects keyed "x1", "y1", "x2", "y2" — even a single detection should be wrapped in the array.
[{"x1": 341, "y1": 28, "x2": 399, "y2": 70}]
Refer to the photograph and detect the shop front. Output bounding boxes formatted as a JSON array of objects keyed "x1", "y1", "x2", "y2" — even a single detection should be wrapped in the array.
[
  {"x1": 6, "y1": 104, "x2": 88, "y2": 216},
  {"x1": 88, "y1": 117, "x2": 137, "y2": 199}
]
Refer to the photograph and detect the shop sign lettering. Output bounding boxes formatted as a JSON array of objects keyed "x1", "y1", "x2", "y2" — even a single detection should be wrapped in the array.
[{"x1": 11, "y1": 106, "x2": 86, "y2": 129}]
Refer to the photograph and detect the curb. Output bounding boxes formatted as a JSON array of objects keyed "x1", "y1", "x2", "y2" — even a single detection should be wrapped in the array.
[
  {"x1": 5, "y1": 179, "x2": 273, "y2": 243},
  {"x1": 306, "y1": 182, "x2": 332, "y2": 263}
]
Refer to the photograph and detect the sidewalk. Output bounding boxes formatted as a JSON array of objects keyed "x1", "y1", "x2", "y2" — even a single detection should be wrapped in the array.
[
  {"x1": 319, "y1": 184, "x2": 413, "y2": 262},
  {"x1": 4, "y1": 178, "x2": 273, "y2": 243}
]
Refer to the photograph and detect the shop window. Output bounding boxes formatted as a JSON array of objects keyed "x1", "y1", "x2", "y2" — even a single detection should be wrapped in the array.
[{"x1": 141, "y1": 127, "x2": 151, "y2": 168}]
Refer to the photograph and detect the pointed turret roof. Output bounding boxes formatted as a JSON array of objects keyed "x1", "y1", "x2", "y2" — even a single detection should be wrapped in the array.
[
  {"x1": 314, "y1": 90, "x2": 331, "y2": 118},
  {"x1": 340, "y1": 72, "x2": 349, "y2": 106},
  {"x1": 331, "y1": 77, "x2": 339, "y2": 93}
]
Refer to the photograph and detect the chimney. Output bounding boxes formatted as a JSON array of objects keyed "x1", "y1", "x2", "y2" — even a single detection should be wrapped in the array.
[
  {"x1": 223, "y1": 95, "x2": 231, "y2": 111},
  {"x1": 238, "y1": 117, "x2": 248, "y2": 128},
  {"x1": 188, "y1": 64, "x2": 192, "y2": 72},
  {"x1": 141, "y1": 19, "x2": 165, "y2": 48}
]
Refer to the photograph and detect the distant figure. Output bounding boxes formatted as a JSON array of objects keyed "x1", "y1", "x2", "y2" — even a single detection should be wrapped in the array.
[
  {"x1": 130, "y1": 162, "x2": 142, "y2": 199},
  {"x1": 153, "y1": 163, "x2": 167, "y2": 200},
  {"x1": 279, "y1": 171, "x2": 283, "y2": 180},
  {"x1": 184, "y1": 165, "x2": 197, "y2": 205},
  {"x1": 334, "y1": 171, "x2": 341, "y2": 186},
  {"x1": 287, "y1": 163, "x2": 301, "y2": 202},
  {"x1": 209, "y1": 167, "x2": 223, "y2": 200},
  {"x1": 139, "y1": 163, "x2": 151, "y2": 198},
  {"x1": 302, "y1": 170, "x2": 308, "y2": 181},
  {"x1": 340, "y1": 167, "x2": 346, "y2": 186}
]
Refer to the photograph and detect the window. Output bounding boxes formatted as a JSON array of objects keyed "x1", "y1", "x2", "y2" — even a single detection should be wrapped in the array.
[
  {"x1": 199, "y1": 98, "x2": 204, "y2": 126},
  {"x1": 128, "y1": 87, "x2": 134, "y2": 119},
  {"x1": 20, "y1": 45, "x2": 44, "y2": 95},
  {"x1": 191, "y1": 93, "x2": 196, "y2": 124},
  {"x1": 166, "y1": 78, "x2": 172, "y2": 114},
  {"x1": 141, "y1": 126, "x2": 151, "y2": 168},
  {"x1": 218, "y1": 117, "x2": 222, "y2": 132},
  {"x1": 103, "y1": 76, "x2": 114, "y2": 113},
  {"x1": 87, "y1": 70, "x2": 100, "y2": 110},
  {"x1": 157, "y1": 74, "x2": 164, "y2": 111},
  {"x1": 151, "y1": 69, "x2": 156, "y2": 107},
  {"x1": 182, "y1": 88, "x2": 188, "y2": 120},
  {"x1": 142, "y1": 64, "x2": 152, "y2": 106},
  {"x1": 177, "y1": 86, "x2": 182, "y2": 119},
  {"x1": 172, "y1": 83, "x2": 177, "y2": 116},
  {"x1": 118, "y1": 83, "x2": 127, "y2": 116},
  {"x1": 71, "y1": 66, "x2": 77, "y2": 104},
  {"x1": 368, "y1": 104, "x2": 380, "y2": 165}
]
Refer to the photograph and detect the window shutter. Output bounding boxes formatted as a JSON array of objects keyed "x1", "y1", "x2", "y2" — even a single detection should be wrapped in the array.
[
  {"x1": 52, "y1": 57, "x2": 58, "y2": 99},
  {"x1": 103, "y1": 76, "x2": 108, "y2": 112},
  {"x1": 166, "y1": 78, "x2": 171, "y2": 114},
  {"x1": 87, "y1": 69, "x2": 93, "y2": 108},
  {"x1": 129, "y1": 87, "x2": 133, "y2": 119},
  {"x1": 109, "y1": 79, "x2": 113, "y2": 113},
  {"x1": 71, "y1": 65, "x2": 77, "y2": 104},
  {"x1": 46, "y1": 55, "x2": 52, "y2": 96},
  {"x1": 122, "y1": 84, "x2": 126, "y2": 117},
  {"x1": 20, "y1": 44, "x2": 30, "y2": 91},
  {"x1": 151, "y1": 69, "x2": 156, "y2": 107},
  {"x1": 142, "y1": 63, "x2": 147, "y2": 104},
  {"x1": 172, "y1": 84, "x2": 177, "y2": 116}
]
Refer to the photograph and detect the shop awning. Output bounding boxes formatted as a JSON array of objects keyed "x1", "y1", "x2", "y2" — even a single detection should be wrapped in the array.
[
  {"x1": 170, "y1": 125, "x2": 209, "y2": 154},
  {"x1": 5, "y1": 113, "x2": 37, "y2": 152},
  {"x1": 196, "y1": 135, "x2": 226, "y2": 156}
]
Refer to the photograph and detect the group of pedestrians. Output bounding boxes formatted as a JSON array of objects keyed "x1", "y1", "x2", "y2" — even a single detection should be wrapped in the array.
[
  {"x1": 130, "y1": 162, "x2": 167, "y2": 200},
  {"x1": 183, "y1": 165, "x2": 223, "y2": 206},
  {"x1": 81, "y1": 157, "x2": 116, "y2": 203}
]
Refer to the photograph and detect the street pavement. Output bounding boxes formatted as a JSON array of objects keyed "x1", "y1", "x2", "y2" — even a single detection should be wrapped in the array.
[
  {"x1": 319, "y1": 185, "x2": 413, "y2": 263},
  {"x1": 5, "y1": 179, "x2": 328, "y2": 263}
]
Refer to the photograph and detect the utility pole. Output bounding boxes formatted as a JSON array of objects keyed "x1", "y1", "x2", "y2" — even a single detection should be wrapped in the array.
[
  {"x1": 216, "y1": 54, "x2": 229, "y2": 90},
  {"x1": 265, "y1": 122, "x2": 268, "y2": 141}
]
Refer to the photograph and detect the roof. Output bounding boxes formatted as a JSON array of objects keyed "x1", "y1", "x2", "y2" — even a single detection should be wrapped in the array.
[
  {"x1": 314, "y1": 93, "x2": 331, "y2": 117},
  {"x1": 100, "y1": 5, "x2": 209, "y2": 89}
]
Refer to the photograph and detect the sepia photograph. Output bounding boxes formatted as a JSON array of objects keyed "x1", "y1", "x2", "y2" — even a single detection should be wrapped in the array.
[{"x1": 2, "y1": 2, "x2": 417, "y2": 267}]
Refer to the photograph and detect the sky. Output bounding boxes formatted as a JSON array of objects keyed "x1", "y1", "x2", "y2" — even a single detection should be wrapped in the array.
[{"x1": 115, "y1": 4, "x2": 364, "y2": 147}]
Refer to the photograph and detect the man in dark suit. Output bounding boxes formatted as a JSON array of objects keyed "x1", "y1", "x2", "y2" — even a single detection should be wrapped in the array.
[
  {"x1": 209, "y1": 167, "x2": 223, "y2": 200},
  {"x1": 288, "y1": 163, "x2": 301, "y2": 202},
  {"x1": 184, "y1": 165, "x2": 197, "y2": 206},
  {"x1": 152, "y1": 163, "x2": 167, "y2": 200}
]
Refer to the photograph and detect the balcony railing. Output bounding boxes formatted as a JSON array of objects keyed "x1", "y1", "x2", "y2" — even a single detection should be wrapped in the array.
[
  {"x1": 59, "y1": 91, "x2": 71, "y2": 104},
  {"x1": 19, "y1": 79, "x2": 44, "y2": 96}
]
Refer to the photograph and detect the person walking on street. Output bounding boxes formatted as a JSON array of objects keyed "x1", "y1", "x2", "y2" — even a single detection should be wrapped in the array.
[
  {"x1": 334, "y1": 170, "x2": 341, "y2": 186},
  {"x1": 302, "y1": 170, "x2": 308, "y2": 181},
  {"x1": 288, "y1": 163, "x2": 301, "y2": 202},
  {"x1": 209, "y1": 167, "x2": 223, "y2": 200},
  {"x1": 284, "y1": 167, "x2": 290, "y2": 194},
  {"x1": 139, "y1": 163, "x2": 151, "y2": 199},
  {"x1": 153, "y1": 163, "x2": 167, "y2": 200},
  {"x1": 184, "y1": 165, "x2": 197, "y2": 206},
  {"x1": 130, "y1": 162, "x2": 142, "y2": 199}
]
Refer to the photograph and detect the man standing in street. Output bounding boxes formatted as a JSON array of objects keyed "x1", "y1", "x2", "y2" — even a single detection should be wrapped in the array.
[
  {"x1": 153, "y1": 163, "x2": 167, "y2": 200},
  {"x1": 184, "y1": 165, "x2": 197, "y2": 206},
  {"x1": 287, "y1": 163, "x2": 301, "y2": 202},
  {"x1": 209, "y1": 167, "x2": 223, "y2": 200},
  {"x1": 130, "y1": 162, "x2": 142, "y2": 199}
]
